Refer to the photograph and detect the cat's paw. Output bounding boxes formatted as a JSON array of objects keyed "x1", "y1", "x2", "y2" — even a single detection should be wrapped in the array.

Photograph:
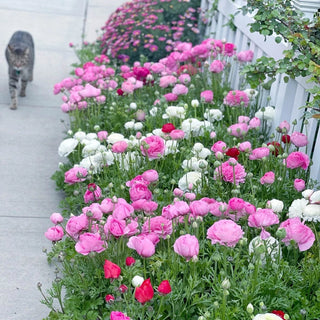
[
  {"x1": 19, "y1": 91, "x2": 26, "y2": 97},
  {"x1": 10, "y1": 103, "x2": 17, "y2": 110}
]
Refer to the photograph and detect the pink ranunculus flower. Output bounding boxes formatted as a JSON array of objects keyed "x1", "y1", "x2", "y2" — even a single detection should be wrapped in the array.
[
  {"x1": 142, "y1": 169, "x2": 159, "y2": 182},
  {"x1": 279, "y1": 217, "x2": 315, "y2": 251},
  {"x1": 277, "y1": 120, "x2": 290, "y2": 133},
  {"x1": 99, "y1": 198, "x2": 114, "y2": 213},
  {"x1": 209, "y1": 60, "x2": 224, "y2": 73},
  {"x1": 227, "y1": 197, "x2": 246, "y2": 220},
  {"x1": 172, "y1": 84, "x2": 188, "y2": 95},
  {"x1": 50, "y1": 212, "x2": 64, "y2": 224},
  {"x1": 248, "y1": 208, "x2": 279, "y2": 239},
  {"x1": 207, "y1": 219, "x2": 244, "y2": 247},
  {"x1": 164, "y1": 93, "x2": 178, "y2": 102},
  {"x1": 75, "y1": 232, "x2": 106, "y2": 255},
  {"x1": 190, "y1": 200, "x2": 210, "y2": 217},
  {"x1": 97, "y1": 130, "x2": 108, "y2": 141},
  {"x1": 214, "y1": 158, "x2": 247, "y2": 185},
  {"x1": 112, "y1": 140, "x2": 128, "y2": 153},
  {"x1": 162, "y1": 204, "x2": 179, "y2": 220},
  {"x1": 142, "y1": 216, "x2": 172, "y2": 238},
  {"x1": 104, "y1": 215, "x2": 126, "y2": 238},
  {"x1": 129, "y1": 183, "x2": 152, "y2": 202},
  {"x1": 127, "y1": 236, "x2": 156, "y2": 257},
  {"x1": 64, "y1": 167, "x2": 88, "y2": 184},
  {"x1": 140, "y1": 135, "x2": 165, "y2": 160},
  {"x1": 159, "y1": 75, "x2": 177, "y2": 88},
  {"x1": 249, "y1": 147, "x2": 270, "y2": 160},
  {"x1": 200, "y1": 90, "x2": 214, "y2": 103},
  {"x1": 112, "y1": 198, "x2": 134, "y2": 220},
  {"x1": 45, "y1": 226, "x2": 64, "y2": 241},
  {"x1": 83, "y1": 203, "x2": 103, "y2": 220},
  {"x1": 223, "y1": 90, "x2": 249, "y2": 107},
  {"x1": 173, "y1": 234, "x2": 199, "y2": 261},
  {"x1": 228, "y1": 123, "x2": 249, "y2": 138},
  {"x1": 237, "y1": 50, "x2": 254, "y2": 62},
  {"x1": 110, "y1": 311, "x2": 131, "y2": 320},
  {"x1": 248, "y1": 117, "x2": 261, "y2": 129},
  {"x1": 121, "y1": 81, "x2": 134, "y2": 94},
  {"x1": 260, "y1": 171, "x2": 275, "y2": 185},
  {"x1": 174, "y1": 200, "x2": 190, "y2": 216},
  {"x1": 290, "y1": 131, "x2": 308, "y2": 147},
  {"x1": 238, "y1": 141, "x2": 252, "y2": 152},
  {"x1": 170, "y1": 129, "x2": 185, "y2": 140},
  {"x1": 211, "y1": 141, "x2": 227, "y2": 153},
  {"x1": 294, "y1": 178, "x2": 305, "y2": 192},
  {"x1": 78, "y1": 83, "x2": 101, "y2": 98},
  {"x1": 286, "y1": 151, "x2": 310, "y2": 170},
  {"x1": 238, "y1": 115, "x2": 250, "y2": 123},
  {"x1": 66, "y1": 213, "x2": 89, "y2": 239},
  {"x1": 84, "y1": 183, "x2": 102, "y2": 203}
]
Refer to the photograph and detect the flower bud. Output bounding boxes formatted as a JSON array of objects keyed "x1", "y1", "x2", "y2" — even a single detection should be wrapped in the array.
[
  {"x1": 221, "y1": 278, "x2": 231, "y2": 290},
  {"x1": 246, "y1": 303, "x2": 254, "y2": 314},
  {"x1": 132, "y1": 275, "x2": 144, "y2": 287}
]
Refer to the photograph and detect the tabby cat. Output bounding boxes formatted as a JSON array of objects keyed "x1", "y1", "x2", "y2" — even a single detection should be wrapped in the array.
[{"x1": 5, "y1": 31, "x2": 35, "y2": 110}]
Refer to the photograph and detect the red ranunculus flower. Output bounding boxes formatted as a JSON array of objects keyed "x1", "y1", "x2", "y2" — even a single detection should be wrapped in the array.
[
  {"x1": 125, "y1": 256, "x2": 136, "y2": 266},
  {"x1": 177, "y1": 64, "x2": 198, "y2": 76},
  {"x1": 162, "y1": 123, "x2": 176, "y2": 133},
  {"x1": 117, "y1": 88, "x2": 124, "y2": 96},
  {"x1": 119, "y1": 284, "x2": 128, "y2": 293},
  {"x1": 281, "y1": 134, "x2": 290, "y2": 144},
  {"x1": 135, "y1": 278, "x2": 154, "y2": 304},
  {"x1": 271, "y1": 310, "x2": 285, "y2": 319},
  {"x1": 158, "y1": 280, "x2": 172, "y2": 295},
  {"x1": 267, "y1": 141, "x2": 283, "y2": 157},
  {"x1": 105, "y1": 294, "x2": 115, "y2": 303},
  {"x1": 104, "y1": 260, "x2": 121, "y2": 279},
  {"x1": 225, "y1": 147, "x2": 240, "y2": 160}
]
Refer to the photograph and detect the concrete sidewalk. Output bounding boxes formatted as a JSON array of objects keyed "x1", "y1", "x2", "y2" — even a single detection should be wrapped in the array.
[{"x1": 0, "y1": 1, "x2": 126, "y2": 319}]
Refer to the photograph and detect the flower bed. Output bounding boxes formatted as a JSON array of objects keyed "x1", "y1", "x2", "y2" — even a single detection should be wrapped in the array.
[{"x1": 43, "y1": 2, "x2": 320, "y2": 320}]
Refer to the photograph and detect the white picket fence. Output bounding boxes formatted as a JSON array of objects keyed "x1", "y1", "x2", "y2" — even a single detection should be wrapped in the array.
[{"x1": 200, "y1": 0, "x2": 320, "y2": 183}]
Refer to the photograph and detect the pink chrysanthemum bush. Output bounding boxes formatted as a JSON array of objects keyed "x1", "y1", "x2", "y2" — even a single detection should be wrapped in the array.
[{"x1": 43, "y1": 22, "x2": 320, "y2": 320}]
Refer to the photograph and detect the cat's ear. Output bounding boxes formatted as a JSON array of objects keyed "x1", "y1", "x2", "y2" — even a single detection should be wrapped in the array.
[{"x1": 7, "y1": 44, "x2": 14, "y2": 52}]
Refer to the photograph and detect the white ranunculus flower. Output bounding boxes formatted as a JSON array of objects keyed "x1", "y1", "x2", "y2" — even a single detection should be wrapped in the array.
[
  {"x1": 255, "y1": 106, "x2": 275, "y2": 123},
  {"x1": 107, "y1": 133, "x2": 125, "y2": 144},
  {"x1": 127, "y1": 136, "x2": 140, "y2": 148},
  {"x1": 98, "y1": 150, "x2": 115, "y2": 166},
  {"x1": 132, "y1": 275, "x2": 144, "y2": 287},
  {"x1": 134, "y1": 122, "x2": 143, "y2": 131},
  {"x1": 120, "y1": 151, "x2": 142, "y2": 171},
  {"x1": 252, "y1": 313, "x2": 283, "y2": 320},
  {"x1": 193, "y1": 143, "x2": 204, "y2": 152},
  {"x1": 150, "y1": 106, "x2": 158, "y2": 116},
  {"x1": 302, "y1": 189, "x2": 314, "y2": 199},
  {"x1": 243, "y1": 88, "x2": 258, "y2": 99},
  {"x1": 164, "y1": 106, "x2": 186, "y2": 119},
  {"x1": 129, "y1": 102, "x2": 137, "y2": 110},
  {"x1": 248, "y1": 236, "x2": 281, "y2": 265},
  {"x1": 266, "y1": 199, "x2": 284, "y2": 213},
  {"x1": 182, "y1": 157, "x2": 200, "y2": 171},
  {"x1": 124, "y1": 121, "x2": 135, "y2": 130},
  {"x1": 178, "y1": 171, "x2": 202, "y2": 191},
  {"x1": 204, "y1": 108, "x2": 224, "y2": 122},
  {"x1": 288, "y1": 198, "x2": 309, "y2": 218},
  {"x1": 310, "y1": 190, "x2": 320, "y2": 203},
  {"x1": 164, "y1": 140, "x2": 179, "y2": 155},
  {"x1": 58, "y1": 138, "x2": 79, "y2": 157},
  {"x1": 152, "y1": 128, "x2": 165, "y2": 137},
  {"x1": 73, "y1": 131, "x2": 86, "y2": 142},
  {"x1": 79, "y1": 156, "x2": 96, "y2": 172},
  {"x1": 181, "y1": 118, "x2": 202, "y2": 137},
  {"x1": 302, "y1": 204, "x2": 320, "y2": 221},
  {"x1": 191, "y1": 99, "x2": 199, "y2": 108},
  {"x1": 82, "y1": 140, "x2": 101, "y2": 157},
  {"x1": 86, "y1": 132, "x2": 98, "y2": 140}
]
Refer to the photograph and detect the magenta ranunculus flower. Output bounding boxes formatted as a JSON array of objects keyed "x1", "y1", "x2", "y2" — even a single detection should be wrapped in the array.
[
  {"x1": 142, "y1": 169, "x2": 159, "y2": 182},
  {"x1": 104, "y1": 215, "x2": 126, "y2": 238},
  {"x1": 127, "y1": 236, "x2": 155, "y2": 257},
  {"x1": 223, "y1": 90, "x2": 249, "y2": 107},
  {"x1": 290, "y1": 131, "x2": 308, "y2": 147},
  {"x1": 200, "y1": 90, "x2": 214, "y2": 103},
  {"x1": 129, "y1": 183, "x2": 152, "y2": 202},
  {"x1": 260, "y1": 171, "x2": 275, "y2": 185},
  {"x1": 248, "y1": 208, "x2": 279, "y2": 239},
  {"x1": 50, "y1": 212, "x2": 64, "y2": 224},
  {"x1": 84, "y1": 183, "x2": 102, "y2": 203},
  {"x1": 164, "y1": 93, "x2": 178, "y2": 102},
  {"x1": 190, "y1": 200, "x2": 210, "y2": 217},
  {"x1": 209, "y1": 60, "x2": 224, "y2": 73},
  {"x1": 75, "y1": 232, "x2": 106, "y2": 255},
  {"x1": 286, "y1": 151, "x2": 310, "y2": 170},
  {"x1": 294, "y1": 178, "x2": 305, "y2": 191},
  {"x1": 142, "y1": 216, "x2": 172, "y2": 238},
  {"x1": 66, "y1": 213, "x2": 89, "y2": 239},
  {"x1": 112, "y1": 140, "x2": 128, "y2": 153},
  {"x1": 140, "y1": 135, "x2": 165, "y2": 160},
  {"x1": 64, "y1": 166, "x2": 88, "y2": 184},
  {"x1": 214, "y1": 158, "x2": 247, "y2": 185},
  {"x1": 211, "y1": 140, "x2": 227, "y2": 153},
  {"x1": 45, "y1": 226, "x2": 64, "y2": 242},
  {"x1": 207, "y1": 219, "x2": 244, "y2": 247},
  {"x1": 173, "y1": 234, "x2": 199, "y2": 261},
  {"x1": 228, "y1": 123, "x2": 249, "y2": 138},
  {"x1": 110, "y1": 311, "x2": 131, "y2": 320},
  {"x1": 279, "y1": 217, "x2": 315, "y2": 251}
]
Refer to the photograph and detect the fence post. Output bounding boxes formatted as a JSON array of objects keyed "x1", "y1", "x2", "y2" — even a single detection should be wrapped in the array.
[{"x1": 291, "y1": 0, "x2": 320, "y2": 19}]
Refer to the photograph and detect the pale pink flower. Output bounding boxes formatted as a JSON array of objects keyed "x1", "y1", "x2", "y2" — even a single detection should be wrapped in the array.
[
  {"x1": 172, "y1": 84, "x2": 188, "y2": 95},
  {"x1": 142, "y1": 169, "x2": 159, "y2": 182},
  {"x1": 200, "y1": 90, "x2": 214, "y2": 103},
  {"x1": 142, "y1": 216, "x2": 172, "y2": 238},
  {"x1": 112, "y1": 140, "x2": 128, "y2": 153},
  {"x1": 223, "y1": 90, "x2": 249, "y2": 107},
  {"x1": 104, "y1": 215, "x2": 126, "y2": 238},
  {"x1": 260, "y1": 171, "x2": 275, "y2": 185},
  {"x1": 83, "y1": 203, "x2": 103, "y2": 220},
  {"x1": 140, "y1": 135, "x2": 165, "y2": 160},
  {"x1": 97, "y1": 130, "x2": 108, "y2": 141},
  {"x1": 170, "y1": 129, "x2": 185, "y2": 140},
  {"x1": 248, "y1": 208, "x2": 279, "y2": 239},
  {"x1": 129, "y1": 183, "x2": 152, "y2": 202},
  {"x1": 238, "y1": 141, "x2": 252, "y2": 152},
  {"x1": 190, "y1": 200, "x2": 210, "y2": 217},
  {"x1": 249, "y1": 147, "x2": 270, "y2": 160},
  {"x1": 294, "y1": 179, "x2": 305, "y2": 192},
  {"x1": 214, "y1": 158, "x2": 247, "y2": 184},
  {"x1": 66, "y1": 213, "x2": 89, "y2": 239},
  {"x1": 50, "y1": 212, "x2": 64, "y2": 224},
  {"x1": 185, "y1": 192, "x2": 196, "y2": 201},
  {"x1": 131, "y1": 199, "x2": 158, "y2": 214},
  {"x1": 290, "y1": 131, "x2": 308, "y2": 147},
  {"x1": 75, "y1": 232, "x2": 106, "y2": 255},
  {"x1": 228, "y1": 123, "x2": 249, "y2": 138},
  {"x1": 209, "y1": 60, "x2": 224, "y2": 73},
  {"x1": 173, "y1": 234, "x2": 199, "y2": 261},
  {"x1": 173, "y1": 188, "x2": 184, "y2": 197},
  {"x1": 121, "y1": 81, "x2": 134, "y2": 94},
  {"x1": 179, "y1": 74, "x2": 191, "y2": 84},
  {"x1": 173, "y1": 200, "x2": 190, "y2": 216},
  {"x1": 99, "y1": 198, "x2": 114, "y2": 213},
  {"x1": 45, "y1": 226, "x2": 64, "y2": 241},
  {"x1": 96, "y1": 95, "x2": 106, "y2": 104},
  {"x1": 286, "y1": 151, "x2": 310, "y2": 170},
  {"x1": 238, "y1": 115, "x2": 250, "y2": 123},
  {"x1": 248, "y1": 117, "x2": 261, "y2": 129},
  {"x1": 112, "y1": 198, "x2": 134, "y2": 220},
  {"x1": 127, "y1": 236, "x2": 155, "y2": 257},
  {"x1": 237, "y1": 50, "x2": 254, "y2": 62},
  {"x1": 78, "y1": 83, "x2": 101, "y2": 98},
  {"x1": 150, "y1": 63, "x2": 166, "y2": 74},
  {"x1": 279, "y1": 217, "x2": 315, "y2": 251},
  {"x1": 208, "y1": 200, "x2": 227, "y2": 217},
  {"x1": 277, "y1": 120, "x2": 290, "y2": 133},
  {"x1": 207, "y1": 219, "x2": 244, "y2": 247},
  {"x1": 159, "y1": 75, "x2": 177, "y2": 88}
]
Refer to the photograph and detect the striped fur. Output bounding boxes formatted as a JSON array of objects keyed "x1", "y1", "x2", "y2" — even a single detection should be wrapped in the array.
[{"x1": 5, "y1": 31, "x2": 34, "y2": 110}]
